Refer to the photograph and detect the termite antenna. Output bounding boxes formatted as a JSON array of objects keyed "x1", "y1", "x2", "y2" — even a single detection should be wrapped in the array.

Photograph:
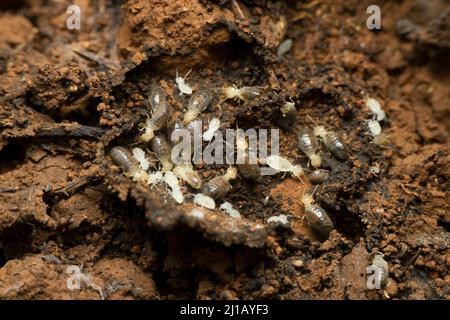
[
  {"x1": 311, "y1": 184, "x2": 319, "y2": 197},
  {"x1": 306, "y1": 114, "x2": 319, "y2": 126}
]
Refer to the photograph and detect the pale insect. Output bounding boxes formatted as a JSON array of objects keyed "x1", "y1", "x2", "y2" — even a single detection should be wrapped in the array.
[
  {"x1": 307, "y1": 169, "x2": 330, "y2": 184},
  {"x1": 150, "y1": 134, "x2": 173, "y2": 172},
  {"x1": 193, "y1": 193, "x2": 216, "y2": 209},
  {"x1": 202, "y1": 167, "x2": 237, "y2": 200},
  {"x1": 267, "y1": 214, "x2": 289, "y2": 225},
  {"x1": 203, "y1": 117, "x2": 221, "y2": 141},
  {"x1": 277, "y1": 39, "x2": 293, "y2": 58},
  {"x1": 140, "y1": 86, "x2": 171, "y2": 142},
  {"x1": 175, "y1": 69, "x2": 193, "y2": 95},
  {"x1": 164, "y1": 172, "x2": 184, "y2": 204},
  {"x1": 301, "y1": 188, "x2": 334, "y2": 238},
  {"x1": 371, "y1": 252, "x2": 389, "y2": 287},
  {"x1": 223, "y1": 85, "x2": 262, "y2": 102},
  {"x1": 366, "y1": 97, "x2": 386, "y2": 121},
  {"x1": 366, "y1": 119, "x2": 382, "y2": 136},
  {"x1": 132, "y1": 147, "x2": 150, "y2": 171},
  {"x1": 307, "y1": 115, "x2": 347, "y2": 160},
  {"x1": 183, "y1": 89, "x2": 212, "y2": 125},
  {"x1": 365, "y1": 119, "x2": 390, "y2": 146},
  {"x1": 147, "y1": 171, "x2": 164, "y2": 188},
  {"x1": 149, "y1": 85, "x2": 166, "y2": 111},
  {"x1": 298, "y1": 128, "x2": 322, "y2": 168},
  {"x1": 109, "y1": 146, "x2": 148, "y2": 184},
  {"x1": 173, "y1": 163, "x2": 203, "y2": 189},
  {"x1": 265, "y1": 155, "x2": 305, "y2": 181},
  {"x1": 219, "y1": 202, "x2": 241, "y2": 219},
  {"x1": 277, "y1": 99, "x2": 297, "y2": 130}
]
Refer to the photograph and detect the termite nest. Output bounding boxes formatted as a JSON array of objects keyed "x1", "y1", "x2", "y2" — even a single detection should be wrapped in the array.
[{"x1": 107, "y1": 71, "x2": 390, "y2": 241}]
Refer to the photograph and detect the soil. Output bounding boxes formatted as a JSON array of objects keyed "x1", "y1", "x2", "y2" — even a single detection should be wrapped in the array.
[{"x1": 0, "y1": 0, "x2": 449, "y2": 300}]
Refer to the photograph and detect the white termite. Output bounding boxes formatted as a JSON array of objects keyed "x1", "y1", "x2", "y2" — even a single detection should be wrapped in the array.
[
  {"x1": 366, "y1": 97, "x2": 386, "y2": 121},
  {"x1": 109, "y1": 146, "x2": 149, "y2": 184},
  {"x1": 265, "y1": 155, "x2": 305, "y2": 180},
  {"x1": 175, "y1": 69, "x2": 193, "y2": 96},
  {"x1": 203, "y1": 117, "x2": 221, "y2": 141},
  {"x1": 277, "y1": 39, "x2": 293, "y2": 58},
  {"x1": 219, "y1": 202, "x2": 241, "y2": 219},
  {"x1": 366, "y1": 119, "x2": 382, "y2": 136},
  {"x1": 164, "y1": 172, "x2": 184, "y2": 204},
  {"x1": 132, "y1": 147, "x2": 150, "y2": 171},
  {"x1": 267, "y1": 214, "x2": 289, "y2": 225},
  {"x1": 173, "y1": 163, "x2": 203, "y2": 189},
  {"x1": 147, "y1": 171, "x2": 164, "y2": 187},
  {"x1": 193, "y1": 193, "x2": 216, "y2": 209},
  {"x1": 223, "y1": 85, "x2": 261, "y2": 102}
]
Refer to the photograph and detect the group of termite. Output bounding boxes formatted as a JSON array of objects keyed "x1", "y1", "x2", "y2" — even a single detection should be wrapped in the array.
[{"x1": 108, "y1": 70, "x2": 388, "y2": 239}]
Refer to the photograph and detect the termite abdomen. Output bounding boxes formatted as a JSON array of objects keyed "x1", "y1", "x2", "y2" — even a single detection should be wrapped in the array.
[
  {"x1": 109, "y1": 146, "x2": 138, "y2": 173},
  {"x1": 305, "y1": 204, "x2": 333, "y2": 238},
  {"x1": 152, "y1": 101, "x2": 172, "y2": 130},
  {"x1": 324, "y1": 132, "x2": 347, "y2": 159},
  {"x1": 307, "y1": 169, "x2": 330, "y2": 184},
  {"x1": 202, "y1": 176, "x2": 231, "y2": 200},
  {"x1": 150, "y1": 85, "x2": 166, "y2": 111}
]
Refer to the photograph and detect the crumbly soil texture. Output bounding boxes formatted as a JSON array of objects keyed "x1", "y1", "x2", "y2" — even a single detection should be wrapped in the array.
[{"x1": 0, "y1": 0, "x2": 449, "y2": 300}]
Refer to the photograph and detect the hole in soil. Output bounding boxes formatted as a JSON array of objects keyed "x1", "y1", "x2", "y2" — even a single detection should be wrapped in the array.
[
  {"x1": 0, "y1": 223, "x2": 34, "y2": 261},
  {"x1": 0, "y1": 143, "x2": 26, "y2": 174},
  {"x1": 0, "y1": 247, "x2": 6, "y2": 267},
  {"x1": 0, "y1": 0, "x2": 26, "y2": 11},
  {"x1": 437, "y1": 218, "x2": 450, "y2": 232},
  {"x1": 56, "y1": 98, "x2": 101, "y2": 126},
  {"x1": 331, "y1": 206, "x2": 366, "y2": 240}
]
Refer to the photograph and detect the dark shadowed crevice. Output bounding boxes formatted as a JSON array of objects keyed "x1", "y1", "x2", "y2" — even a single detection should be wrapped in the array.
[{"x1": 0, "y1": 143, "x2": 26, "y2": 175}]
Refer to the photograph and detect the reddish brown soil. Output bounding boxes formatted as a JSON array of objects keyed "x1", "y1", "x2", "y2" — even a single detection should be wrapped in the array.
[{"x1": 0, "y1": 0, "x2": 449, "y2": 300}]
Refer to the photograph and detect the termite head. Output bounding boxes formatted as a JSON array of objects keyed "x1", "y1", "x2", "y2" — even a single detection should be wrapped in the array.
[
  {"x1": 301, "y1": 192, "x2": 314, "y2": 207},
  {"x1": 365, "y1": 119, "x2": 382, "y2": 136},
  {"x1": 223, "y1": 85, "x2": 240, "y2": 100},
  {"x1": 139, "y1": 130, "x2": 155, "y2": 142},
  {"x1": 186, "y1": 171, "x2": 203, "y2": 189},
  {"x1": 313, "y1": 126, "x2": 327, "y2": 138},
  {"x1": 292, "y1": 165, "x2": 305, "y2": 179},
  {"x1": 224, "y1": 166, "x2": 238, "y2": 181},
  {"x1": 310, "y1": 154, "x2": 322, "y2": 168},
  {"x1": 373, "y1": 133, "x2": 390, "y2": 145}
]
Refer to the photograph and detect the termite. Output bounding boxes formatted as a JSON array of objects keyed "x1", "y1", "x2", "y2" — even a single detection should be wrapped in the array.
[
  {"x1": 307, "y1": 115, "x2": 347, "y2": 160},
  {"x1": 365, "y1": 119, "x2": 390, "y2": 146},
  {"x1": 132, "y1": 147, "x2": 156, "y2": 171},
  {"x1": 202, "y1": 167, "x2": 237, "y2": 200},
  {"x1": 183, "y1": 89, "x2": 212, "y2": 125},
  {"x1": 175, "y1": 69, "x2": 193, "y2": 96},
  {"x1": 193, "y1": 193, "x2": 216, "y2": 209},
  {"x1": 109, "y1": 146, "x2": 148, "y2": 184},
  {"x1": 203, "y1": 117, "x2": 221, "y2": 141},
  {"x1": 219, "y1": 202, "x2": 241, "y2": 218},
  {"x1": 223, "y1": 85, "x2": 261, "y2": 102},
  {"x1": 298, "y1": 128, "x2": 322, "y2": 167},
  {"x1": 370, "y1": 252, "x2": 389, "y2": 288},
  {"x1": 163, "y1": 171, "x2": 184, "y2": 204},
  {"x1": 366, "y1": 97, "x2": 386, "y2": 121},
  {"x1": 173, "y1": 163, "x2": 203, "y2": 189},
  {"x1": 307, "y1": 169, "x2": 330, "y2": 184},
  {"x1": 236, "y1": 134, "x2": 261, "y2": 181},
  {"x1": 149, "y1": 84, "x2": 166, "y2": 111},
  {"x1": 265, "y1": 155, "x2": 305, "y2": 181},
  {"x1": 301, "y1": 187, "x2": 334, "y2": 238},
  {"x1": 139, "y1": 87, "x2": 172, "y2": 142},
  {"x1": 150, "y1": 134, "x2": 173, "y2": 172},
  {"x1": 277, "y1": 99, "x2": 297, "y2": 130}
]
